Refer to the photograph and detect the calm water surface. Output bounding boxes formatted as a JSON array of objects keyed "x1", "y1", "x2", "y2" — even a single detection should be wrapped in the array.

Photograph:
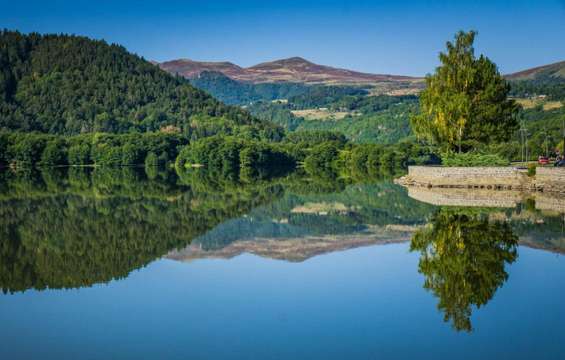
[{"x1": 0, "y1": 168, "x2": 564, "y2": 359}]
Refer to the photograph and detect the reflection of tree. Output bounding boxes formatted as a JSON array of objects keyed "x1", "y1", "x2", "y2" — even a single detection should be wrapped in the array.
[{"x1": 410, "y1": 209, "x2": 518, "y2": 332}]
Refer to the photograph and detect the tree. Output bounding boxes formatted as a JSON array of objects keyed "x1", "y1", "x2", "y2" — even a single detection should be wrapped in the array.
[
  {"x1": 411, "y1": 31, "x2": 519, "y2": 152},
  {"x1": 40, "y1": 139, "x2": 68, "y2": 166}
]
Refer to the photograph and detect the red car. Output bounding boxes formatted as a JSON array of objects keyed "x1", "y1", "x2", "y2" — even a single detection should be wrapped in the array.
[{"x1": 538, "y1": 156, "x2": 549, "y2": 165}]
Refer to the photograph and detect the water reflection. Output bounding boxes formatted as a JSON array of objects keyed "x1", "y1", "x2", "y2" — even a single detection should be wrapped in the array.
[
  {"x1": 0, "y1": 167, "x2": 287, "y2": 293},
  {"x1": 410, "y1": 209, "x2": 518, "y2": 332},
  {"x1": 0, "y1": 166, "x2": 563, "y2": 338}
]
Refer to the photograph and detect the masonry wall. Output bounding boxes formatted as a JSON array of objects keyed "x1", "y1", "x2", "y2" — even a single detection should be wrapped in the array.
[
  {"x1": 401, "y1": 166, "x2": 565, "y2": 193},
  {"x1": 405, "y1": 166, "x2": 532, "y2": 189}
]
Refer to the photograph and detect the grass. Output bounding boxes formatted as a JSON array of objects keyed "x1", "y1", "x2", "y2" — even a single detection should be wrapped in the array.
[
  {"x1": 291, "y1": 108, "x2": 359, "y2": 121},
  {"x1": 514, "y1": 98, "x2": 563, "y2": 111}
]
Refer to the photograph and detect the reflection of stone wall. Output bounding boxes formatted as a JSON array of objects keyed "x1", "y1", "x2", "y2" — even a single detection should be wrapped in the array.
[
  {"x1": 536, "y1": 167, "x2": 565, "y2": 194},
  {"x1": 407, "y1": 186, "x2": 565, "y2": 214},
  {"x1": 402, "y1": 166, "x2": 532, "y2": 189},
  {"x1": 407, "y1": 187, "x2": 524, "y2": 208},
  {"x1": 536, "y1": 192, "x2": 565, "y2": 213}
]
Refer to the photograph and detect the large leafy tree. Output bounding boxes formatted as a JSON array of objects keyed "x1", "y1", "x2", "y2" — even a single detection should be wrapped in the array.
[{"x1": 411, "y1": 31, "x2": 519, "y2": 151}]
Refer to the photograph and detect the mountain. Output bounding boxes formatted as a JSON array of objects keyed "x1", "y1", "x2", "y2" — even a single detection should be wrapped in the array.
[
  {"x1": 505, "y1": 60, "x2": 565, "y2": 81},
  {"x1": 0, "y1": 31, "x2": 274, "y2": 135},
  {"x1": 159, "y1": 56, "x2": 421, "y2": 85},
  {"x1": 159, "y1": 59, "x2": 246, "y2": 79}
]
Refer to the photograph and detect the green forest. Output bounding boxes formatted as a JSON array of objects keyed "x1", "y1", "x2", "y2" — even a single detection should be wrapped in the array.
[
  {"x1": 0, "y1": 30, "x2": 279, "y2": 137},
  {"x1": 1, "y1": 30, "x2": 564, "y2": 183}
]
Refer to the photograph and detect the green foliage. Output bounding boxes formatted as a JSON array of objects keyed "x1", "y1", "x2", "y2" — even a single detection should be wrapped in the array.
[
  {"x1": 40, "y1": 138, "x2": 68, "y2": 166},
  {"x1": 144, "y1": 152, "x2": 159, "y2": 168},
  {"x1": 175, "y1": 135, "x2": 296, "y2": 181},
  {"x1": 441, "y1": 152, "x2": 510, "y2": 166},
  {"x1": 339, "y1": 142, "x2": 439, "y2": 179},
  {"x1": 527, "y1": 164, "x2": 537, "y2": 177},
  {"x1": 509, "y1": 78, "x2": 565, "y2": 101},
  {"x1": 411, "y1": 31, "x2": 519, "y2": 151},
  {"x1": 190, "y1": 71, "x2": 312, "y2": 105},
  {"x1": 410, "y1": 209, "x2": 518, "y2": 331},
  {"x1": 519, "y1": 106, "x2": 565, "y2": 158},
  {"x1": 246, "y1": 101, "x2": 304, "y2": 130},
  {"x1": 284, "y1": 130, "x2": 348, "y2": 147},
  {"x1": 67, "y1": 143, "x2": 91, "y2": 165},
  {"x1": 2, "y1": 131, "x2": 188, "y2": 167},
  {"x1": 298, "y1": 100, "x2": 417, "y2": 144},
  {"x1": 286, "y1": 86, "x2": 369, "y2": 109},
  {"x1": 0, "y1": 30, "x2": 278, "y2": 137},
  {"x1": 7, "y1": 134, "x2": 49, "y2": 166},
  {"x1": 303, "y1": 141, "x2": 343, "y2": 178}
]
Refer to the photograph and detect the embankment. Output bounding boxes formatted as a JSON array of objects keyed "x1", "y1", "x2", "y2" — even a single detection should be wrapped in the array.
[{"x1": 396, "y1": 166, "x2": 565, "y2": 194}]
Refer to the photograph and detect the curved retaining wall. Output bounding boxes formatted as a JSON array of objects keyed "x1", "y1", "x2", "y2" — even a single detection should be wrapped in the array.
[
  {"x1": 399, "y1": 166, "x2": 565, "y2": 193},
  {"x1": 402, "y1": 166, "x2": 533, "y2": 190}
]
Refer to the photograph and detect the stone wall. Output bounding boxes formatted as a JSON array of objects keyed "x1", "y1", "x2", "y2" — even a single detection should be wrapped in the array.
[{"x1": 402, "y1": 166, "x2": 533, "y2": 190}]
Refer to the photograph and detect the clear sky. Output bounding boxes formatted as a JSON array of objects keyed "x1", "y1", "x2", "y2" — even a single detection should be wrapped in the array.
[{"x1": 2, "y1": 0, "x2": 564, "y2": 76}]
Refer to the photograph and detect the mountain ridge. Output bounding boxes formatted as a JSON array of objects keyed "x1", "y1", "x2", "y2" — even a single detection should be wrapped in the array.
[
  {"x1": 505, "y1": 60, "x2": 565, "y2": 80},
  {"x1": 159, "y1": 56, "x2": 565, "y2": 85},
  {"x1": 159, "y1": 56, "x2": 421, "y2": 85}
]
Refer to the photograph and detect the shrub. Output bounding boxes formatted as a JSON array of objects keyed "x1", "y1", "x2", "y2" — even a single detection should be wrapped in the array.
[
  {"x1": 441, "y1": 152, "x2": 510, "y2": 167},
  {"x1": 527, "y1": 164, "x2": 536, "y2": 177}
]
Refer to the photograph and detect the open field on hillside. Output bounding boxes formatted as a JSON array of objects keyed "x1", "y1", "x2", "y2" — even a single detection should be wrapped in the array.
[
  {"x1": 514, "y1": 98, "x2": 563, "y2": 110},
  {"x1": 291, "y1": 108, "x2": 360, "y2": 121}
]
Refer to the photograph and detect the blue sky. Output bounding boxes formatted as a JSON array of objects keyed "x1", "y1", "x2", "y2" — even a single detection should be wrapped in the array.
[{"x1": 1, "y1": 0, "x2": 564, "y2": 76}]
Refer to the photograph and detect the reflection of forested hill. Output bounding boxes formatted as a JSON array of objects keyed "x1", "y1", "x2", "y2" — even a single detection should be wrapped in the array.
[
  {"x1": 168, "y1": 227, "x2": 415, "y2": 263},
  {"x1": 0, "y1": 168, "x2": 286, "y2": 293},
  {"x1": 168, "y1": 182, "x2": 436, "y2": 261}
]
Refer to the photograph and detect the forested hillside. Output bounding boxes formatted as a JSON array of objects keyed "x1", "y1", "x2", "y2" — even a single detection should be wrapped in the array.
[
  {"x1": 506, "y1": 61, "x2": 565, "y2": 100},
  {"x1": 0, "y1": 31, "x2": 279, "y2": 136}
]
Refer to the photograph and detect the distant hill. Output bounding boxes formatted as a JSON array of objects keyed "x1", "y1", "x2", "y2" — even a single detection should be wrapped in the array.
[
  {"x1": 0, "y1": 31, "x2": 275, "y2": 135},
  {"x1": 505, "y1": 60, "x2": 565, "y2": 100},
  {"x1": 158, "y1": 59, "x2": 246, "y2": 79},
  {"x1": 505, "y1": 60, "x2": 565, "y2": 81},
  {"x1": 159, "y1": 56, "x2": 423, "y2": 86}
]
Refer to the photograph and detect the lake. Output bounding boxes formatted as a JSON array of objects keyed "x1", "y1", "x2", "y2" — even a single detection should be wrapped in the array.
[{"x1": 0, "y1": 168, "x2": 564, "y2": 359}]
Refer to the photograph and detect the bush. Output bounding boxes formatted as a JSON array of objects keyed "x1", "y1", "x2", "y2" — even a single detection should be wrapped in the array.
[
  {"x1": 527, "y1": 164, "x2": 536, "y2": 177},
  {"x1": 441, "y1": 152, "x2": 510, "y2": 167}
]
